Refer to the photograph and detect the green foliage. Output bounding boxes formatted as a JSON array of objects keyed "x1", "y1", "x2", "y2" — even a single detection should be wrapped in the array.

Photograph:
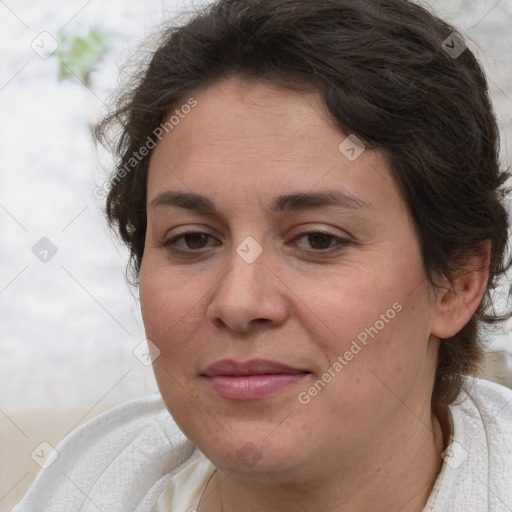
[{"x1": 55, "y1": 28, "x2": 108, "y2": 86}]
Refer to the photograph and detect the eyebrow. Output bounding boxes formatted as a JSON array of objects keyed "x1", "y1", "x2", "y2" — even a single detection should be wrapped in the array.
[{"x1": 148, "y1": 190, "x2": 372, "y2": 216}]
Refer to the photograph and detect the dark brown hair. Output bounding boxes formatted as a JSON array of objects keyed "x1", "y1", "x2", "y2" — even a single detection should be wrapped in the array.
[{"x1": 94, "y1": 0, "x2": 511, "y2": 432}]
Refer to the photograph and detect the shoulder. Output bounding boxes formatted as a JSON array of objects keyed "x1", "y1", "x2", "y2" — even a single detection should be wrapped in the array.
[
  {"x1": 457, "y1": 377, "x2": 512, "y2": 469},
  {"x1": 428, "y1": 377, "x2": 512, "y2": 511},
  {"x1": 453, "y1": 377, "x2": 512, "y2": 469},
  {"x1": 458, "y1": 376, "x2": 512, "y2": 427},
  {"x1": 12, "y1": 394, "x2": 196, "y2": 512}
]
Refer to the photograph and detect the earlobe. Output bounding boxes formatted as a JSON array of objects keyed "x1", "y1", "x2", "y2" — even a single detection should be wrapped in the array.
[{"x1": 430, "y1": 241, "x2": 491, "y2": 339}]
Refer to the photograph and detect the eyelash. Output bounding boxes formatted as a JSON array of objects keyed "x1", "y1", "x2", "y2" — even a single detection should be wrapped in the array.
[{"x1": 163, "y1": 230, "x2": 351, "y2": 255}]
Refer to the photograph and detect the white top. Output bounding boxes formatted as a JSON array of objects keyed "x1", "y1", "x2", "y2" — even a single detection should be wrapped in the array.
[{"x1": 12, "y1": 377, "x2": 512, "y2": 511}]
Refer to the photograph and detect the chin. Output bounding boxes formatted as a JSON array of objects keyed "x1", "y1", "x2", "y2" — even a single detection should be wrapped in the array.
[
  {"x1": 205, "y1": 419, "x2": 313, "y2": 469},
  {"x1": 202, "y1": 439, "x2": 300, "y2": 474}
]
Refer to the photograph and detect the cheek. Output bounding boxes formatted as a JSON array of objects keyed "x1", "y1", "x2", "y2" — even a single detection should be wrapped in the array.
[
  {"x1": 139, "y1": 265, "x2": 167, "y2": 340},
  {"x1": 139, "y1": 259, "x2": 199, "y2": 351},
  {"x1": 291, "y1": 268, "x2": 398, "y2": 348},
  {"x1": 325, "y1": 295, "x2": 433, "y2": 412},
  {"x1": 293, "y1": 261, "x2": 432, "y2": 385}
]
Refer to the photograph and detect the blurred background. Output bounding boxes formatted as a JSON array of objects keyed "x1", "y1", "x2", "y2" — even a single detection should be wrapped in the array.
[{"x1": 1, "y1": 0, "x2": 511, "y2": 414}]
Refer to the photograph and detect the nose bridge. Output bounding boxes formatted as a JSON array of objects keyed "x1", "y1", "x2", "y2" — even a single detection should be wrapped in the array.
[
  {"x1": 207, "y1": 236, "x2": 287, "y2": 330},
  {"x1": 223, "y1": 236, "x2": 268, "y2": 300}
]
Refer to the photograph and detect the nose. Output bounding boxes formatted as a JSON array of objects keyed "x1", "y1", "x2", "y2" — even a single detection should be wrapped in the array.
[{"x1": 206, "y1": 244, "x2": 289, "y2": 332}]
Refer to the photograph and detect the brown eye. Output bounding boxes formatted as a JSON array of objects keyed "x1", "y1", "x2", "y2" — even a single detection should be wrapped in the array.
[
  {"x1": 164, "y1": 232, "x2": 216, "y2": 252},
  {"x1": 293, "y1": 231, "x2": 350, "y2": 253},
  {"x1": 306, "y1": 233, "x2": 337, "y2": 250},
  {"x1": 182, "y1": 233, "x2": 210, "y2": 249}
]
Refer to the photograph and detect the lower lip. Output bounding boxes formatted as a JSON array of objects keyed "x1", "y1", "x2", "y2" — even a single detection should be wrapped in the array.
[{"x1": 205, "y1": 373, "x2": 309, "y2": 400}]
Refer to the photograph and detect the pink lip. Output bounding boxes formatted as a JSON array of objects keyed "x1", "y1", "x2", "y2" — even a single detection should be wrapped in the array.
[{"x1": 202, "y1": 359, "x2": 310, "y2": 400}]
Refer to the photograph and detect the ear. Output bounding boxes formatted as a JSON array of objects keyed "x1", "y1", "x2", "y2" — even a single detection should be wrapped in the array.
[{"x1": 430, "y1": 241, "x2": 491, "y2": 339}]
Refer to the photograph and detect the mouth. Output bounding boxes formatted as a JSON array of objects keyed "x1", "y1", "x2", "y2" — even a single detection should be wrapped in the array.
[{"x1": 202, "y1": 359, "x2": 311, "y2": 400}]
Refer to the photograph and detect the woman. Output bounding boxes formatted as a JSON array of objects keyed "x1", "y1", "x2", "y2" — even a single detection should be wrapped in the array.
[{"x1": 13, "y1": 0, "x2": 512, "y2": 510}]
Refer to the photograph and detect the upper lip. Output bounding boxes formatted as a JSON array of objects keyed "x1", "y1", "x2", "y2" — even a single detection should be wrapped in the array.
[{"x1": 202, "y1": 359, "x2": 310, "y2": 377}]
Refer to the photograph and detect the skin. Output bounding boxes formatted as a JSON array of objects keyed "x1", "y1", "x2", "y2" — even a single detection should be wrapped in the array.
[{"x1": 139, "y1": 76, "x2": 489, "y2": 511}]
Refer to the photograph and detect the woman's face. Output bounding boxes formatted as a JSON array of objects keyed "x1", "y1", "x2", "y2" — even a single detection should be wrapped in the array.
[{"x1": 140, "y1": 76, "x2": 440, "y2": 478}]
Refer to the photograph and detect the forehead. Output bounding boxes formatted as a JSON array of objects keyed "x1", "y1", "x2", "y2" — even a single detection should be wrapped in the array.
[
  {"x1": 147, "y1": 76, "x2": 401, "y2": 217},
  {"x1": 160, "y1": 77, "x2": 338, "y2": 161}
]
